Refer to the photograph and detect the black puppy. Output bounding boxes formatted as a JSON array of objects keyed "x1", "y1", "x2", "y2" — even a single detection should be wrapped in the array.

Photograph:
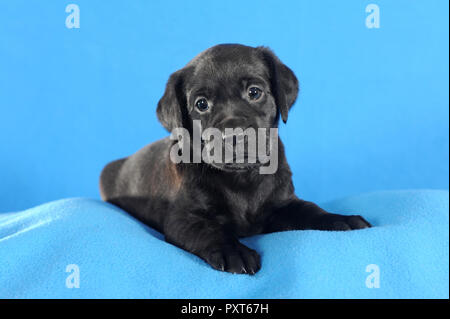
[{"x1": 100, "y1": 44, "x2": 371, "y2": 275}]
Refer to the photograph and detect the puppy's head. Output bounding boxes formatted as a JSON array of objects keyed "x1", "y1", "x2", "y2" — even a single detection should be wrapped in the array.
[{"x1": 157, "y1": 44, "x2": 299, "y2": 171}]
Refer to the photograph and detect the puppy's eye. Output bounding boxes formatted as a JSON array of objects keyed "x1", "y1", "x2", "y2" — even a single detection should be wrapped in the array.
[
  {"x1": 195, "y1": 98, "x2": 209, "y2": 112},
  {"x1": 248, "y1": 87, "x2": 263, "y2": 100}
]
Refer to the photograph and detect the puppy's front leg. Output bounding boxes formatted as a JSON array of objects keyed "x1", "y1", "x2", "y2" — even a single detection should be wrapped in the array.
[
  {"x1": 164, "y1": 209, "x2": 261, "y2": 275},
  {"x1": 264, "y1": 199, "x2": 371, "y2": 233}
]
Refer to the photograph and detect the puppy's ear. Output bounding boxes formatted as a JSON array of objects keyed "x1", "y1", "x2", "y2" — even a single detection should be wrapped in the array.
[
  {"x1": 258, "y1": 47, "x2": 299, "y2": 123},
  {"x1": 157, "y1": 68, "x2": 190, "y2": 131}
]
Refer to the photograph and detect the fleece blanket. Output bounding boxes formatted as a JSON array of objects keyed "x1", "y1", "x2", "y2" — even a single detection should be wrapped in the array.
[{"x1": 0, "y1": 190, "x2": 448, "y2": 299}]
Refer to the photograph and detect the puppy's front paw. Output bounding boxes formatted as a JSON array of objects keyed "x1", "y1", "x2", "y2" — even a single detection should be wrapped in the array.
[
  {"x1": 204, "y1": 243, "x2": 261, "y2": 275},
  {"x1": 318, "y1": 214, "x2": 372, "y2": 231}
]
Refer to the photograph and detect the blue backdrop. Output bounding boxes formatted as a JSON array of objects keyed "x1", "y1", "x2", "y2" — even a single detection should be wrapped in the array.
[{"x1": 0, "y1": 0, "x2": 448, "y2": 212}]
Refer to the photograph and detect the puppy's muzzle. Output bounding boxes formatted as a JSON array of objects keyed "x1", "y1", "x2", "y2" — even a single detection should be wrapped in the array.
[{"x1": 202, "y1": 118, "x2": 270, "y2": 171}]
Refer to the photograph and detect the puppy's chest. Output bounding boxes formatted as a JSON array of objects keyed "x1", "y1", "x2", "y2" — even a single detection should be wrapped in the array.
[{"x1": 217, "y1": 186, "x2": 273, "y2": 236}]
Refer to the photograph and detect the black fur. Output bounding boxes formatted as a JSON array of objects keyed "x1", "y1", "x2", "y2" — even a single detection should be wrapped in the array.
[{"x1": 100, "y1": 44, "x2": 371, "y2": 275}]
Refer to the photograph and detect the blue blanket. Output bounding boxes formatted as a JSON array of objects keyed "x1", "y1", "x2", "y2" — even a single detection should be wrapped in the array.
[{"x1": 0, "y1": 190, "x2": 448, "y2": 299}]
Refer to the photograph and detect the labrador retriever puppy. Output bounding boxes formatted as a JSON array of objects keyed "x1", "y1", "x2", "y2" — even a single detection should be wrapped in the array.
[{"x1": 100, "y1": 44, "x2": 371, "y2": 275}]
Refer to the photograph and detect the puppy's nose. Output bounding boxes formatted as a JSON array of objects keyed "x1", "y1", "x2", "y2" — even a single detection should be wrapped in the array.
[{"x1": 217, "y1": 117, "x2": 249, "y2": 132}]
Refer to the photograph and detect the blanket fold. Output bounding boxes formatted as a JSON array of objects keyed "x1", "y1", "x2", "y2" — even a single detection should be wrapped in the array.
[{"x1": 0, "y1": 190, "x2": 448, "y2": 298}]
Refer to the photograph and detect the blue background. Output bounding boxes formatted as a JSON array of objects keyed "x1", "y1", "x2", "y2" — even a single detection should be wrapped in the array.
[{"x1": 0, "y1": 0, "x2": 448, "y2": 212}]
